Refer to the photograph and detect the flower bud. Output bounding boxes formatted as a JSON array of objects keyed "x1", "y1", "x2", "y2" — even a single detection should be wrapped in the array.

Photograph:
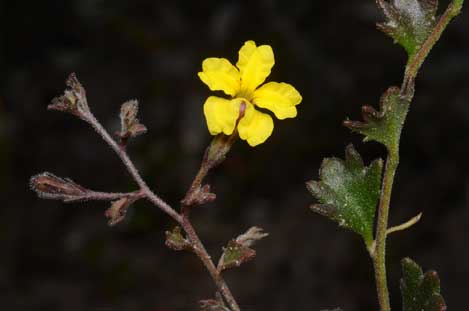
[
  {"x1": 30, "y1": 172, "x2": 89, "y2": 202},
  {"x1": 104, "y1": 196, "x2": 137, "y2": 226},
  {"x1": 48, "y1": 73, "x2": 90, "y2": 119}
]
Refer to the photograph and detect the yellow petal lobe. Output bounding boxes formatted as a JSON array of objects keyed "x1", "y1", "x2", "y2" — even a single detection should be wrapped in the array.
[
  {"x1": 252, "y1": 82, "x2": 302, "y2": 119},
  {"x1": 236, "y1": 41, "x2": 275, "y2": 93},
  {"x1": 203, "y1": 96, "x2": 242, "y2": 136},
  {"x1": 198, "y1": 58, "x2": 241, "y2": 96},
  {"x1": 238, "y1": 103, "x2": 274, "y2": 147}
]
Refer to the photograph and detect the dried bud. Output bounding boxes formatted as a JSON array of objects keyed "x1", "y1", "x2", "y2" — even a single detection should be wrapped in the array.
[
  {"x1": 165, "y1": 226, "x2": 192, "y2": 251},
  {"x1": 117, "y1": 100, "x2": 147, "y2": 144},
  {"x1": 205, "y1": 133, "x2": 237, "y2": 170},
  {"x1": 235, "y1": 226, "x2": 269, "y2": 247},
  {"x1": 30, "y1": 172, "x2": 90, "y2": 202},
  {"x1": 104, "y1": 196, "x2": 139, "y2": 226},
  {"x1": 48, "y1": 73, "x2": 90, "y2": 119},
  {"x1": 199, "y1": 296, "x2": 229, "y2": 311},
  {"x1": 181, "y1": 184, "x2": 216, "y2": 207}
]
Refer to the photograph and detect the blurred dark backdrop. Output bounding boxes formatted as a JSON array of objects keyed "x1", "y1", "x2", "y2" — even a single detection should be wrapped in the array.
[{"x1": 2, "y1": 0, "x2": 469, "y2": 310}]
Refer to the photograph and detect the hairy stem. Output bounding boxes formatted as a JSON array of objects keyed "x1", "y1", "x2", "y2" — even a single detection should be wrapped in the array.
[
  {"x1": 84, "y1": 112, "x2": 182, "y2": 223},
  {"x1": 182, "y1": 209, "x2": 241, "y2": 311},
  {"x1": 373, "y1": 150, "x2": 399, "y2": 311},
  {"x1": 79, "y1": 190, "x2": 143, "y2": 201},
  {"x1": 84, "y1": 111, "x2": 240, "y2": 310},
  {"x1": 372, "y1": 3, "x2": 463, "y2": 309},
  {"x1": 402, "y1": 0, "x2": 464, "y2": 97}
]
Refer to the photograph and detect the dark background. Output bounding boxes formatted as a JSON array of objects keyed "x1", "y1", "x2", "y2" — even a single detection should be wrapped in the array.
[{"x1": 2, "y1": 0, "x2": 469, "y2": 310}]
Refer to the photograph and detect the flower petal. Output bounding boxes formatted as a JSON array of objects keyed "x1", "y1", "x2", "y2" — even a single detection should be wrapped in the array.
[
  {"x1": 238, "y1": 103, "x2": 274, "y2": 147},
  {"x1": 236, "y1": 41, "x2": 275, "y2": 93},
  {"x1": 198, "y1": 58, "x2": 241, "y2": 96},
  {"x1": 252, "y1": 82, "x2": 302, "y2": 119},
  {"x1": 203, "y1": 96, "x2": 241, "y2": 136}
]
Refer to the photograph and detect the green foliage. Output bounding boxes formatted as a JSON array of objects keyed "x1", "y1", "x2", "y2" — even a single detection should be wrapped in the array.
[
  {"x1": 306, "y1": 145, "x2": 383, "y2": 247},
  {"x1": 401, "y1": 258, "x2": 447, "y2": 311},
  {"x1": 376, "y1": 0, "x2": 439, "y2": 59},
  {"x1": 165, "y1": 226, "x2": 192, "y2": 251},
  {"x1": 218, "y1": 227, "x2": 268, "y2": 272},
  {"x1": 219, "y1": 240, "x2": 256, "y2": 271},
  {"x1": 344, "y1": 87, "x2": 409, "y2": 151}
]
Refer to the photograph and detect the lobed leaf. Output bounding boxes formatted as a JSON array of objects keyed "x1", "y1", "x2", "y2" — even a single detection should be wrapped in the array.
[
  {"x1": 344, "y1": 87, "x2": 409, "y2": 151},
  {"x1": 165, "y1": 226, "x2": 192, "y2": 251},
  {"x1": 376, "y1": 0, "x2": 439, "y2": 58},
  {"x1": 306, "y1": 145, "x2": 383, "y2": 247},
  {"x1": 401, "y1": 257, "x2": 447, "y2": 311}
]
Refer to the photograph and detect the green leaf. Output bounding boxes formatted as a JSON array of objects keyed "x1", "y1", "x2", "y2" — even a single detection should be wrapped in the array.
[
  {"x1": 218, "y1": 227, "x2": 268, "y2": 272},
  {"x1": 376, "y1": 0, "x2": 439, "y2": 58},
  {"x1": 343, "y1": 87, "x2": 409, "y2": 151},
  {"x1": 401, "y1": 257, "x2": 447, "y2": 311},
  {"x1": 306, "y1": 144, "x2": 383, "y2": 247},
  {"x1": 219, "y1": 240, "x2": 256, "y2": 271},
  {"x1": 165, "y1": 226, "x2": 192, "y2": 251}
]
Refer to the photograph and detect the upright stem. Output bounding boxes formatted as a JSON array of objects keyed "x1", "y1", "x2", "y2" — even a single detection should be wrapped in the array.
[
  {"x1": 373, "y1": 149, "x2": 399, "y2": 311},
  {"x1": 371, "y1": 3, "x2": 463, "y2": 310}
]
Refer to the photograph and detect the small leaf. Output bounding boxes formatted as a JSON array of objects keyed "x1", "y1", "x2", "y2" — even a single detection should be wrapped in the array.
[
  {"x1": 219, "y1": 240, "x2": 256, "y2": 272},
  {"x1": 104, "y1": 196, "x2": 138, "y2": 226},
  {"x1": 117, "y1": 99, "x2": 147, "y2": 144},
  {"x1": 376, "y1": 0, "x2": 439, "y2": 58},
  {"x1": 343, "y1": 87, "x2": 409, "y2": 151},
  {"x1": 306, "y1": 145, "x2": 383, "y2": 247},
  {"x1": 218, "y1": 227, "x2": 268, "y2": 272},
  {"x1": 401, "y1": 257, "x2": 447, "y2": 311},
  {"x1": 165, "y1": 226, "x2": 192, "y2": 251}
]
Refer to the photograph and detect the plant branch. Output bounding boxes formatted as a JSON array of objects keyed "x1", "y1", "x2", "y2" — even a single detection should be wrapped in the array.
[
  {"x1": 181, "y1": 209, "x2": 241, "y2": 311},
  {"x1": 83, "y1": 112, "x2": 182, "y2": 223},
  {"x1": 371, "y1": 2, "x2": 463, "y2": 309},
  {"x1": 386, "y1": 212, "x2": 422, "y2": 235},
  {"x1": 83, "y1": 108, "x2": 240, "y2": 310}
]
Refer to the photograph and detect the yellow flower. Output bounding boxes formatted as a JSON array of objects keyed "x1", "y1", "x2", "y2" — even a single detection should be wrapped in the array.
[{"x1": 198, "y1": 40, "x2": 302, "y2": 147}]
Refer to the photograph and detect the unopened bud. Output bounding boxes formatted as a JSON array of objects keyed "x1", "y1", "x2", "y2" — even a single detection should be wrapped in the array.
[
  {"x1": 104, "y1": 196, "x2": 137, "y2": 226},
  {"x1": 205, "y1": 133, "x2": 237, "y2": 170},
  {"x1": 117, "y1": 100, "x2": 147, "y2": 144},
  {"x1": 30, "y1": 172, "x2": 89, "y2": 202},
  {"x1": 48, "y1": 73, "x2": 90, "y2": 119}
]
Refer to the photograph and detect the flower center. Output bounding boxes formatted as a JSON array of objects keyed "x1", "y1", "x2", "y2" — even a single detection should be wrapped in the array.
[{"x1": 235, "y1": 88, "x2": 254, "y2": 101}]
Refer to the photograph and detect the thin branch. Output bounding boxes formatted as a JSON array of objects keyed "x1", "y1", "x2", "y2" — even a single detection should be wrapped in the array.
[
  {"x1": 42, "y1": 74, "x2": 241, "y2": 310},
  {"x1": 181, "y1": 210, "x2": 241, "y2": 311},
  {"x1": 83, "y1": 112, "x2": 182, "y2": 223},
  {"x1": 387, "y1": 213, "x2": 422, "y2": 235},
  {"x1": 82, "y1": 102, "x2": 239, "y2": 309}
]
